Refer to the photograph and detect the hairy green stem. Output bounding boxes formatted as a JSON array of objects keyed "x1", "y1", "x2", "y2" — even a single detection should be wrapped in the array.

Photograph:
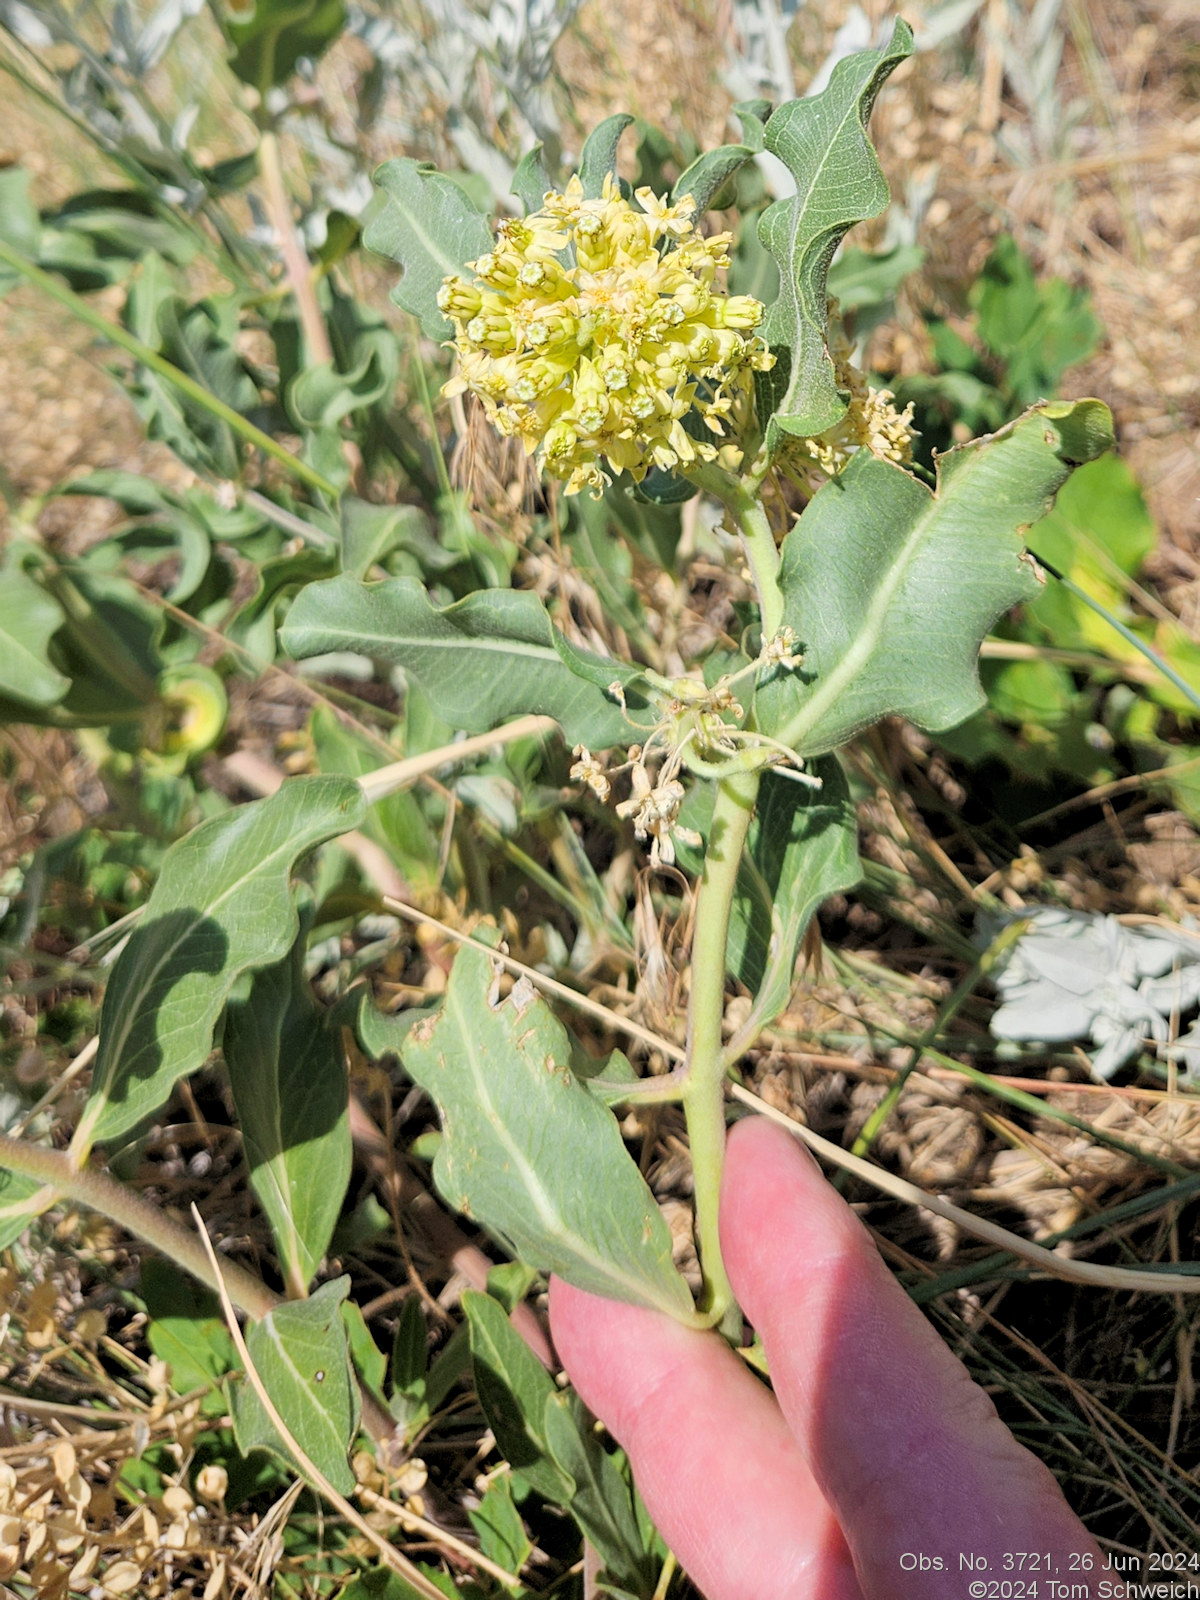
[
  {"x1": 684, "y1": 465, "x2": 785, "y2": 639},
  {"x1": 0, "y1": 1132, "x2": 280, "y2": 1321},
  {"x1": 0, "y1": 237, "x2": 339, "y2": 501},
  {"x1": 683, "y1": 767, "x2": 760, "y2": 1335}
]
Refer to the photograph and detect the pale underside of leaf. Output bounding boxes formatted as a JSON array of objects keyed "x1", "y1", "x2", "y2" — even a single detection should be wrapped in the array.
[{"x1": 400, "y1": 943, "x2": 693, "y2": 1319}]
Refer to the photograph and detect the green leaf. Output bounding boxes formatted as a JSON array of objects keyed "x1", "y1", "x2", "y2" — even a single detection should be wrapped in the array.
[
  {"x1": 672, "y1": 139, "x2": 756, "y2": 216},
  {"x1": 468, "y1": 1474, "x2": 531, "y2": 1576},
  {"x1": 357, "y1": 991, "x2": 438, "y2": 1063},
  {"x1": 339, "y1": 1570, "x2": 479, "y2": 1600},
  {"x1": 231, "y1": 1276, "x2": 359, "y2": 1496},
  {"x1": 542, "y1": 1391, "x2": 655, "y2": 1593},
  {"x1": 468, "y1": 1293, "x2": 666, "y2": 1594},
  {"x1": 227, "y1": 546, "x2": 337, "y2": 664},
  {"x1": 390, "y1": 1294, "x2": 429, "y2": 1396},
  {"x1": 465, "y1": 1317, "x2": 659, "y2": 1600},
  {"x1": 512, "y1": 144, "x2": 555, "y2": 215},
  {"x1": 0, "y1": 562, "x2": 69, "y2": 710},
  {"x1": 757, "y1": 20, "x2": 913, "y2": 448},
  {"x1": 280, "y1": 574, "x2": 647, "y2": 747},
  {"x1": 142, "y1": 1259, "x2": 238, "y2": 1411},
  {"x1": 464, "y1": 1289, "x2": 570, "y2": 1504},
  {"x1": 0, "y1": 1169, "x2": 53, "y2": 1252},
  {"x1": 339, "y1": 498, "x2": 429, "y2": 581},
  {"x1": 400, "y1": 942, "x2": 693, "y2": 1318},
  {"x1": 287, "y1": 331, "x2": 397, "y2": 429},
  {"x1": 80, "y1": 777, "x2": 366, "y2": 1146},
  {"x1": 753, "y1": 400, "x2": 1116, "y2": 758},
  {"x1": 732, "y1": 759, "x2": 860, "y2": 1032},
  {"x1": 224, "y1": 933, "x2": 351, "y2": 1295},
  {"x1": 1024, "y1": 453, "x2": 1157, "y2": 652},
  {"x1": 364, "y1": 159, "x2": 494, "y2": 341},
  {"x1": 341, "y1": 1299, "x2": 388, "y2": 1402},
  {"x1": 124, "y1": 259, "x2": 262, "y2": 479},
  {"x1": 972, "y1": 234, "x2": 1100, "y2": 406},
  {"x1": 578, "y1": 114, "x2": 635, "y2": 198},
  {"x1": 309, "y1": 705, "x2": 441, "y2": 891},
  {"x1": 224, "y1": 0, "x2": 346, "y2": 90}
]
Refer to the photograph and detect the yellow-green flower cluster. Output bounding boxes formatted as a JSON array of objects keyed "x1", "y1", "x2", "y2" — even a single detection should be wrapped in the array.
[{"x1": 438, "y1": 174, "x2": 774, "y2": 496}]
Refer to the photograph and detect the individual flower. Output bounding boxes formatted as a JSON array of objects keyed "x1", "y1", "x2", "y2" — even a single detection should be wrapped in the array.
[
  {"x1": 616, "y1": 763, "x2": 699, "y2": 868},
  {"x1": 438, "y1": 174, "x2": 774, "y2": 496},
  {"x1": 570, "y1": 745, "x2": 611, "y2": 801}
]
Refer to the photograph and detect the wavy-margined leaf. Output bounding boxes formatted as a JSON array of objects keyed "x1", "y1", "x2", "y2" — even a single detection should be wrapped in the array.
[
  {"x1": 78, "y1": 777, "x2": 366, "y2": 1148},
  {"x1": 0, "y1": 562, "x2": 68, "y2": 710},
  {"x1": 281, "y1": 574, "x2": 647, "y2": 747},
  {"x1": 671, "y1": 106, "x2": 766, "y2": 216},
  {"x1": 753, "y1": 401, "x2": 1115, "y2": 758},
  {"x1": 363, "y1": 159, "x2": 493, "y2": 341},
  {"x1": 286, "y1": 331, "x2": 397, "y2": 430},
  {"x1": 757, "y1": 20, "x2": 912, "y2": 448},
  {"x1": 224, "y1": 932, "x2": 351, "y2": 1297},
  {"x1": 231, "y1": 1277, "x2": 358, "y2": 1495},
  {"x1": 397, "y1": 941, "x2": 693, "y2": 1319}
]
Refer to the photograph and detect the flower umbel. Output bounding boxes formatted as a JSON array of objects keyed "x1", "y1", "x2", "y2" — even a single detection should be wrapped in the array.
[{"x1": 438, "y1": 175, "x2": 774, "y2": 496}]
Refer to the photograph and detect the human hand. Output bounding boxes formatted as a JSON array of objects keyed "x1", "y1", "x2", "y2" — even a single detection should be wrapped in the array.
[{"x1": 549, "y1": 1116, "x2": 1103, "y2": 1599}]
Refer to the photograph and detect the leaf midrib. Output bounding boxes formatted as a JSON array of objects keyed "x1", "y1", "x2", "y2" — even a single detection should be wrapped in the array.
[
  {"x1": 260, "y1": 1314, "x2": 346, "y2": 1461},
  {"x1": 779, "y1": 442, "x2": 1025, "y2": 751},
  {"x1": 445, "y1": 981, "x2": 666, "y2": 1308},
  {"x1": 289, "y1": 618, "x2": 563, "y2": 669},
  {"x1": 766, "y1": 52, "x2": 888, "y2": 423},
  {"x1": 377, "y1": 171, "x2": 487, "y2": 283}
]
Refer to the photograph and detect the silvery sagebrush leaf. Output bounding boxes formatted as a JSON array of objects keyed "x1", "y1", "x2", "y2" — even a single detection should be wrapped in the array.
[
  {"x1": 985, "y1": 905, "x2": 1200, "y2": 1081},
  {"x1": 395, "y1": 940, "x2": 694, "y2": 1320}
]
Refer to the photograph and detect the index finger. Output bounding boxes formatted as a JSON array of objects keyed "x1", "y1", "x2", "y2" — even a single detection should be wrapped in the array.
[{"x1": 720, "y1": 1116, "x2": 1103, "y2": 1598}]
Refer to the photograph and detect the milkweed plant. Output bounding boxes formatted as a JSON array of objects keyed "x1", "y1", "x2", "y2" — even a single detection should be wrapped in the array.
[
  {"x1": 338, "y1": 16, "x2": 1111, "y2": 1334},
  {"x1": 0, "y1": 17, "x2": 1117, "y2": 1585}
]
